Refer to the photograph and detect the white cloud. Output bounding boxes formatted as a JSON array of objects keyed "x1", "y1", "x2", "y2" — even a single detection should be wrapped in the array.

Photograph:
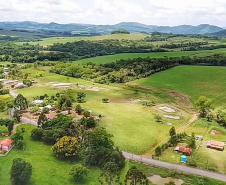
[{"x1": 0, "y1": 0, "x2": 226, "y2": 26}]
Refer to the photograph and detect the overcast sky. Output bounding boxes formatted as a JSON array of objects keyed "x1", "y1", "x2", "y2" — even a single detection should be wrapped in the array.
[{"x1": 1, "y1": 0, "x2": 226, "y2": 27}]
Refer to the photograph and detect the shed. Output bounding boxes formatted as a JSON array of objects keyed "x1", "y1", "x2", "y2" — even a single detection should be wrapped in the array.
[
  {"x1": 196, "y1": 135, "x2": 203, "y2": 141},
  {"x1": 181, "y1": 155, "x2": 187, "y2": 163}
]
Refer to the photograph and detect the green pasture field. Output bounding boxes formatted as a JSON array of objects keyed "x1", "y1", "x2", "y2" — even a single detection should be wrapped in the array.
[
  {"x1": 131, "y1": 65, "x2": 226, "y2": 107},
  {"x1": 74, "y1": 48, "x2": 226, "y2": 64},
  {"x1": 23, "y1": 33, "x2": 147, "y2": 46}
]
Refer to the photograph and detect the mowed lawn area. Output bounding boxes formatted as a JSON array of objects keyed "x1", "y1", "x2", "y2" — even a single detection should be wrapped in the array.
[
  {"x1": 74, "y1": 48, "x2": 226, "y2": 64},
  {"x1": 0, "y1": 125, "x2": 102, "y2": 185},
  {"x1": 131, "y1": 65, "x2": 226, "y2": 106}
]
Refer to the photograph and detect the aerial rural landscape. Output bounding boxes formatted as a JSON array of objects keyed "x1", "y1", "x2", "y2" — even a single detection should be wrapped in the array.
[{"x1": 1, "y1": 0, "x2": 226, "y2": 185}]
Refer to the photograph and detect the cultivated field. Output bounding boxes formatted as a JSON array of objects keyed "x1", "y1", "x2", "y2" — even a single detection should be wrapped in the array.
[{"x1": 131, "y1": 65, "x2": 226, "y2": 107}]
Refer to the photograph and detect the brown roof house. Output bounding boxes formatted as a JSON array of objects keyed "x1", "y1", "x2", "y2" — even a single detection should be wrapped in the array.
[
  {"x1": 206, "y1": 140, "x2": 224, "y2": 151},
  {"x1": 174, "y1": 146, "x2": 192, "y2": 156}
]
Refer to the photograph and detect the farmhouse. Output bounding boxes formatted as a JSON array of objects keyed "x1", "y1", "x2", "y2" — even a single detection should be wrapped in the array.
[
  {"x1": 174, "y1": 146, "x2": 192, "y2": 156},
  {"x1": 0, "y1": 139, "x2": 13, "y2": 151},
  {"x1": 206, "y1": 140, "x2": 224, "y2": 151},
  {"x1": 14, "y1": 82, "x2": 26, "y2": 89}
]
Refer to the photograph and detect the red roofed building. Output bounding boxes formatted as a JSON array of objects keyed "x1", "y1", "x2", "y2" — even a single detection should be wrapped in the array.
[
  {"x1": 174, "y1": 146, "x2": 192, "y2": 156},
  {"x1": 0, "y1": 139, "x2": 13, "y2": 151},
  {"x1": 207, "y1": 140, "x2": 224, "y2": 151}
]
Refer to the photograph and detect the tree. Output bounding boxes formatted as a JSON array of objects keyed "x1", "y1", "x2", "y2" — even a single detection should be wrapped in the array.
[
  {"x1": 195, "y1": 96, "x2": 214, "y2": 117},
  {"x1": 169, "y1": 126, "x2": 176, "y2": 137},
  {"x1": 0, "y1": 119, "x2": 14, "y2": 135},
  {"x1": 99, "y1": 162, "x2": 119, "y2": 185},
  {"x1": 154, "y1": 114, "x2": 162, "y2": 123},
  {"x1": 155, "y1": 146, "x2": 162, "y2": 156},
  {"x1": 37, "y1": 112, "x2": 47, "y2": 128},
  {"x1": 30, "y1": 106, "x2": 39, "y2": 114},
  {"x1": 75, "y1": 104, "x2": 83, "y2": 114},
  {"x1": 125, "y1": 166, "x2": 148, "y2": 185},
  {"x1": 52, "y1": 136, "x2": 78, "y2": 158},
  {"x1": 69, "y1": 163, "x2": 88, "y2": 183},
  {"x1": 13, "y1": 109, "x2": 21, "y2": 122},
  {"x1": 77, "y1": 92, "x2": 86, "y2": 103},
  {"x1": 11, "y1": 133, "x2": 24, "y2": 149},
  {"x1": 14, "y1": 94, "x2": 28, "y2": 110},
  {"x1": 31, "y1": 128, "x2": 43, "y2": 140},
  {"x1": 81, "y1": 128, "x2": 122, "y2": 166},
  {"x1": 188, "y1": 132, "x2": 196, "y2": 149},
  {"x1": 10, "y1": 158, "x2": 32, "y2": 185}
]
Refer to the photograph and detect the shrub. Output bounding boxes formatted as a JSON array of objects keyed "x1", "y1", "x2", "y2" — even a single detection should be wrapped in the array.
[
  {"x1": 42, "y1": 107, "x2": 49, "y2": 113},
  {"x1": 31, "y1": 128, "x2": 43, "y2": 141},
  {"x1": 69, "y1": 164, "x2": 88, "y2": 183}
]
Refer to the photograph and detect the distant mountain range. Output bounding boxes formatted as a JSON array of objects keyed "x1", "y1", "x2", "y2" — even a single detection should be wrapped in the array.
[{"x1": 0, "y1": 21, "x2": 225, "y2": 37}]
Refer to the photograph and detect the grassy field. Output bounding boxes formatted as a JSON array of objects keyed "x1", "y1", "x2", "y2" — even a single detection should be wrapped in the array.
[
  {"x1": 131, "y1": 65, "x2": 226, "y2": 107},
  {"x1": 14, "y1": 67, "x2": 195, "y2": 154},
  {"x1": 74, "y1": 48, "x2": 226, "y2": 64},
  {"x1": 23, "y1": 33, "x2": 147, "y2": 46}
]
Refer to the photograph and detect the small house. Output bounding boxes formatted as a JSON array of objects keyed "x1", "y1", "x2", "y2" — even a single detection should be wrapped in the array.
[
  {"x1": 196, "y1": 135, "x2": 203, "y2": 141},
  {"x1": 206, "y1": 140, "x2": 224, "y2": 151},
  {"x1": 0, "y1": 139, "x2": 13, "y2": 151},
  {"x1": 174, "y1": 146, "x2": 192, "y2": 156}
]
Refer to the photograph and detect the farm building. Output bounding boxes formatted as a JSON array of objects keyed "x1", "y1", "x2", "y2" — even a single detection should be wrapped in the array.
[
  {"x1": 174, "y1": 146, "x2": 192, "y2": 156},
  {"x1": 0, "y1": 139, "x2": 13, "y2": 151},
  {"x1": 206, "y1": 140, "x2": 224, "y2": 151}
]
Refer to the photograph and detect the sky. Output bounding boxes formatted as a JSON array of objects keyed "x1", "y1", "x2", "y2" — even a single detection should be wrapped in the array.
[{"x1": 1, "y1": 0, "x2": 226, "y2": 27}]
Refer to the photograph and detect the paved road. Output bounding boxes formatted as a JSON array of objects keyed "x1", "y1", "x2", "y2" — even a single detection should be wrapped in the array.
[{"x1": 122, "y1": 151, "x2": 226, "y2": 182}]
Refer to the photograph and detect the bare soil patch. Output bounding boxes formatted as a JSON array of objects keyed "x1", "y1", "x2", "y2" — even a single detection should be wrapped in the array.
[
  {"x1": 163, "y1": 115, "x2": 180, "y2": 120},
  {"x1": 210, "y1": 130, "x2": 222, "y2": 135},
  {"x1": 159, "y1": 106, "x2": 175, "y2": 113},
  {"x1": 148, "y1": 175, "x2": 184, "y2": 185}
]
